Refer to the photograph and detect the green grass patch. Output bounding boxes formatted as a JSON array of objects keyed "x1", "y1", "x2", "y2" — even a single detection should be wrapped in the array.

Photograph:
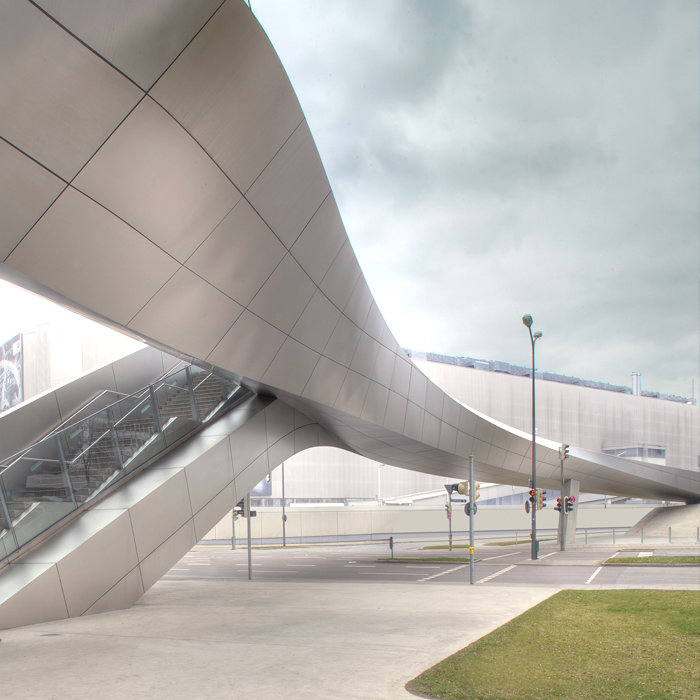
[
  {"x1": 605, "y1": 556, "x2": 700, "y2": 566},
  {"x1": 423, "y1": 544, "x2": 471, "y2": 550},
  {"x1": 406, "y1": 590, "x2": 700, "y2": 699}
]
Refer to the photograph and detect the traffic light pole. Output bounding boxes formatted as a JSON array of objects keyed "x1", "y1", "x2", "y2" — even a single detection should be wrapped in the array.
[
  {"x1": 447, "y1": 492, "x2": 453, "y2": 551},
  {"x1": 281, "y1": 461, "x2": 287, "y2": 547},
  {"x1": 529, "y1": 333, "x2": 537, "y2": 560},
  {"x1": 559, "y1": 452, "x2": 565, "y2": 551},
  {"x1": 246, "y1": 493, "x2": 252, "y2": 580},
  {"x1": 522, "y1": 315, "x2": 542, "y2": 561},
  {"x1": 469, "y1": 455, "x2": 475, "y2": 584}
]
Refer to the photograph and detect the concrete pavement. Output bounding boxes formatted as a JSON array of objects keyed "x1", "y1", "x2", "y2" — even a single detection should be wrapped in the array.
[
  {"x1": 1, "y1": 538, "x2": 697, "y2": 699},
  {"x1": 0, "y1": 577, "x2": 557, "y2": 699}
]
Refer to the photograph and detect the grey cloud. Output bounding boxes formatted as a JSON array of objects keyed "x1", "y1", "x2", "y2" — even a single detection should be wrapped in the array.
[{"x1": 254, "y1": 0, "x2": 698, "y2": 398}]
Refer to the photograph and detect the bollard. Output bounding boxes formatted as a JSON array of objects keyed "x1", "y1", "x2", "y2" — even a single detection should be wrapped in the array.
[{"x1": 389, "y1": 536, "x2": 394, "y2": 559}]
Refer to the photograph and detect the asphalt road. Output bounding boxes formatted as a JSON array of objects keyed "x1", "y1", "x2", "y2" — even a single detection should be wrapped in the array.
[
  {"x1": 3, "y1": 540, "x2": 696, "y2": 700},
  {"x1": 163, "y1": 541, "x2": 700, "y2": 589}
]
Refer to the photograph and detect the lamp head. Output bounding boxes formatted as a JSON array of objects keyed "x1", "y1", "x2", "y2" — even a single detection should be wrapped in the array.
[
  {"x1": 522, "y1": 314, "x2": 533, "y2": 328},
  {"x1": 533, "y1": 331, "x2": 543, "y2": 340}
]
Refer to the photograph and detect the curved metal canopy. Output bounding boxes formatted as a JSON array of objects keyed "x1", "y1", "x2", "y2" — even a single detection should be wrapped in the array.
[{"x1": 0, "y1": 0, "x2": 697, "y2": 503}]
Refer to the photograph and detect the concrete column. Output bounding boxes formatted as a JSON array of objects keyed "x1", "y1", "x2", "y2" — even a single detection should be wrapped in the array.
[{"x1": 562, "y1": 479, "x2": 580, "y2": 547}]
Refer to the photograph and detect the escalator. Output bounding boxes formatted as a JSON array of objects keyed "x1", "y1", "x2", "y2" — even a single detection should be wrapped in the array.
[
  {"x1": 0, "y1": 363, "x2": 251, "y2": 563},
  {"x1": 0, "y1": 346, "x2": 337, "y2": 630}
]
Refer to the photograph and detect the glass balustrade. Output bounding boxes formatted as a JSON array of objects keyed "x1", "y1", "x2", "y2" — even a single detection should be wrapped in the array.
[{"x1": 0, "y1": 365, "x2": 246, "y2": 563}]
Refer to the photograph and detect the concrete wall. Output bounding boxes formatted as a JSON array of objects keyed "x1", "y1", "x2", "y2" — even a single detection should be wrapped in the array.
[{"x1": 205, "y1": 504, "x2": 658, "y2": 542}]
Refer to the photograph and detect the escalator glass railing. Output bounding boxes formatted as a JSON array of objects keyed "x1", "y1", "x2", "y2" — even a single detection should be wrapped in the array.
[{"x1": 0, "y1": 365, "x2": 248, "y2": 562}]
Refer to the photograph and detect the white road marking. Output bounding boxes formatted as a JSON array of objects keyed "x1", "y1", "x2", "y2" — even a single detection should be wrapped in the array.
[
  {"x1": 539, "y1": 552, "x2": 556, "y2": 560},
  {"x1": 259, "y1": 570, "x2": 299, "y2": 574},
  {"x1": 476, "y1": 565, "x2": 517, "y2": 584},
  {"x1": 481, "y1": 552, "x2": 519, "y2": 561},
  {"x1": 345, "y1": 564, "x2": 375, "y2": 568},
  {"x1": 585, "y1": 566, "x2": 603, "y2": 584},
  {"x1": 638, "y1": 551, "x2": 654, "y2": 558},
  {"x1": 360, "y1": 572, "x2": 421, "y2": 576},
  {"x1": 419, "y1": 565, "x2": 467, "y2": 582}
]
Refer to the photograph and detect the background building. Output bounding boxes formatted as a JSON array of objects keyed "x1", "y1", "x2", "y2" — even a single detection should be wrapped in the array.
[
  {"x1": 0, "y1": 319, "x2": 140, "y2": 410},
  {"x1": 247, "y1": 349, "x2": 699, "y2": 507}
]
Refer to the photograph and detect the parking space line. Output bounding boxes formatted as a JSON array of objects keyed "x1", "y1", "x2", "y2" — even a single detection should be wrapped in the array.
[
  {"x1": 418, "y1": 565, "x2": 467, "y2": 582},
  {"x1": 258, "y1": 570, "x2": 299, "y2": 574},
  {"x1": 476, "y1": 564, "x2": 517, "y2": 583},
  {"x1": 585, "y1": 566, "x2": 603, "y2": 584}
]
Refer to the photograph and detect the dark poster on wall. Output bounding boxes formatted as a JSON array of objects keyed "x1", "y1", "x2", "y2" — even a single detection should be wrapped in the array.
[{"x1": 0, "y1": 334, "x2": 23, "y2": 414}]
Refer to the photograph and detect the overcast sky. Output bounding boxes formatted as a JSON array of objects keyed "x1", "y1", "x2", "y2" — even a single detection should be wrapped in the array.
[
  {"x1": 1, "y1": 1, "x2": 697, "y2": 401},
  {"x1": 252, "y1": 0, "x2": 699, "y2": 399}
]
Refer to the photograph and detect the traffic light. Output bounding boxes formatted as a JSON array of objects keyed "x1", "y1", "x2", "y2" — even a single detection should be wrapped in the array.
[
  {"x1": 528, "y1": 489, "x2": 536, "y2": 504},
  {"x1": 457, "y1": 481, "x2": 468, "y2": 496},
  {"x1": 445, "y1": 483, "x2": 459, "y2": 494},
  {"x1": 559, "y1": 443, "x2": 570, "y2": 460},
  {"x1": 472, "y1": 482, "x2": 481, "y2": 501},
  {"x1": 565, "y1": 496, "x2": 575, "y2": 513},
  {"x1": 554, "y1": 497, "x2": 562, "y2": 512},
  {"x1": 536, "y1": 488, "x2": 546, "y2": 510}
]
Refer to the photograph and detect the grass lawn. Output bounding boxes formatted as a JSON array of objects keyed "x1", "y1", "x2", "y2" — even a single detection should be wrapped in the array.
[
  {"x1": 406, "y1": 590, "x2": 700, "y2": 699},
  {"x1": 605, "y1": 556, "x2": 700, "y2": 566}
]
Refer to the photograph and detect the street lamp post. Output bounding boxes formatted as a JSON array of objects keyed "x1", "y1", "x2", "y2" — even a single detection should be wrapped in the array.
[{"x1": 522, "y1": 314, "x2": 542, "y2": 560}]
